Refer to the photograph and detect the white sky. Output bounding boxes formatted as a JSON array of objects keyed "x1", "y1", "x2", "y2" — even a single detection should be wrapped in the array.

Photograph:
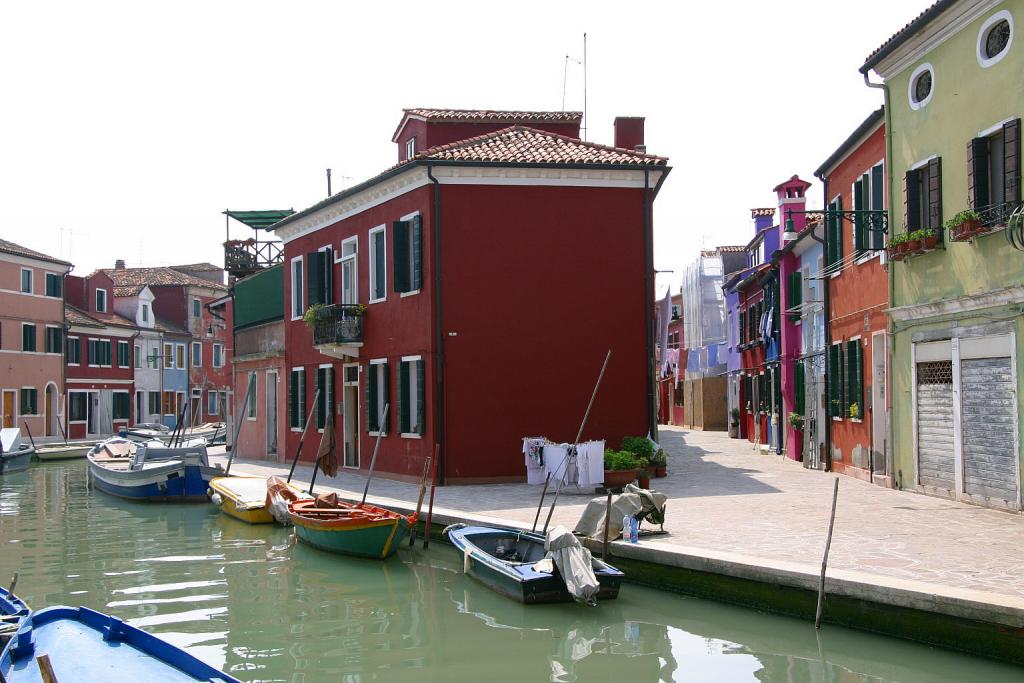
[{"x1": 2, "y1": 0, "x2": 922, "y2": 290}]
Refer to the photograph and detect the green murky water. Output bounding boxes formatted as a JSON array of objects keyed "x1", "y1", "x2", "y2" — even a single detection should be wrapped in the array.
[{"x1": 1, "y1": 462, "x2": 1022, "y2": 682}]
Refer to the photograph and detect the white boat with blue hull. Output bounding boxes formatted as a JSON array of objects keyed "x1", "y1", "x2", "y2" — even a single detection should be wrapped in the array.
[
  {"x1": 87, "y1": 437, "x2": 223, "y2": 503},
  {"x1": 0, "y1": 429, "x2": 34, "y2": 476}
]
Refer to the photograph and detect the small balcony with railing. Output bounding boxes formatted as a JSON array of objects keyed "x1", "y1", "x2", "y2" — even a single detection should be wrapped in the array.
[
  {"x1": 311, "y1": 304, "x2": 365, "y2": 359},
  {"x1": 222, "y1": 209, "x2": 294, "y2": 279}
]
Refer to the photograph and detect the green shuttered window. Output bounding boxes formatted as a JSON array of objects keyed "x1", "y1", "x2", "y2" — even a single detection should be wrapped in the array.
[
  {"x1": 112, "y1": 392, "x2": 130, "y2": 420},
  {"x1": 289, "y1": 368, "x2": 305, "y2": 429},
  {"x1": 306, "y1": 248, "x2": 333, "y2": 308},
  {"x1": 793, "y1": 362, "x2": 805, "y2": 415},
  {"x1": 315, "y1": 366, "x2": 334, "y2": 430},
  {"x1": 826, "y1": 196, "x2": 843, "y2": 269},
  {"x1": 398, "y1": 358, "x2": 425, "y2": 435},
  {"x1": 367, "y1": 361, "x2": 390, "y2": 434},
  {"x1": 20, "y1": 388, "x2": 38, "y2": 415},
  {"x1": 828, "y1": 343, "x2": 843, "y2": 418},
  {"x1": 393, "y1": 215, "x2": 422, "y2": 294},
  {"x1": 845, "y1": 340, "x2": 863, "y2": 418}
]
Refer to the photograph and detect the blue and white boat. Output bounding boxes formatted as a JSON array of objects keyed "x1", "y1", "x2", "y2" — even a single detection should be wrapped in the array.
[
  {"x1": 444, "y1": 524, "x2": 624, "y2": 605},
  {"x1": 87, "y1": 437, "x2": 223, "y2": 503},
  {"x1": 0, "y1": 429, "x2": 33, "y2": 476},
  {"x1": 0, "y1": 605, "x2": 241, "y2": 682},
  {"x1": 0, "y1": 587, "x2": 29, "y2": 649}
]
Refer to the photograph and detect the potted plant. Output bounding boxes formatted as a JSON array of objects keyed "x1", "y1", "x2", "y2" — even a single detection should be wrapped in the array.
[
  {"x1": 729, "y1": 408, "x2": 741, "y2": 438},
  {"x1": 906, "y1": 231, "x2": 922, "y2": 253},
  {"x1": 651, "y1": 449, "x2": 667, "y2": 478},
  {"x1": 621, "y1": 436, "x2": 655, "y2": 476},
  {"x1": 919, "y1": 228, "x2": 938, "y2": 251},
  {"x1": 302, "y1": 303, "x2": 325, "y2": 330},
  {"x1": 788, "y1": 412, "x2": 804, "y2": 431},
  {"x1": 849, "y1": 402, "x2": 860, "y2": 419},
  {"x1": 947, "y1": 209, "x2": 983, "y2": 241},
  {"x1": 887, "y1": 232, "x2": 908, "y2": 260},
  {"x1": 603, "y1": 449, "x2": 638, "y2": 489}
]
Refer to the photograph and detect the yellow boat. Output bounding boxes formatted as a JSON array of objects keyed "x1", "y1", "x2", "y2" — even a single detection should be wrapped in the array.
[{"x1": 209, "y1": 476, "x2": 304, "y2": 524}]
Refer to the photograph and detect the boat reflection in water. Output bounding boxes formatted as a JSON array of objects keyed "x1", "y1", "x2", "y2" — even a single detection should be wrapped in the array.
[{"x1": 3, "y1": 462, "x2": 1024, "y2": 682}]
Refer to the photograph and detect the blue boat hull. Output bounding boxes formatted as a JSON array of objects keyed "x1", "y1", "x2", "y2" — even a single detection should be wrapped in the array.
[
  {"x1": 445, "y1": 525, "x2": 624, "y2": 604},
  {"x1": 90, "y1": 462, "x2": 216, "y2": 502},
  {"x1": 0, "y1": 448, "x2": 32, "y2": 475},
  {"x1": 0, "y1": 587, "x2": 29, "y2": 650},
  {"x1": 1, "y1": 606, "x2": 240, "y2": 682}
]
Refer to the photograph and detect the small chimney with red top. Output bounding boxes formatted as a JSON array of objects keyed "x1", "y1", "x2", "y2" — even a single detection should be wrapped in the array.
[{"x1": 613, "y1": 117, "x2": 645, "y2": 152}]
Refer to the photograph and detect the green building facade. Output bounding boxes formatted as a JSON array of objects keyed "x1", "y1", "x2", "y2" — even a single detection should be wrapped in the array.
[{"x1": 863, "y1": 0, "x2": 1023, "y2": 511}]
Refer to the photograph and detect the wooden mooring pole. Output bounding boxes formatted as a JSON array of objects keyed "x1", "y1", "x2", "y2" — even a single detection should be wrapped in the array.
[{"x1": 815, "y1": 478, "x2": 839, "y2": 629}]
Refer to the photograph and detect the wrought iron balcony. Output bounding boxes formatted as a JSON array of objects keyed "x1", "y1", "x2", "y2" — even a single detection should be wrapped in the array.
[
  {"x1": 977, "y1": 201, "x2": 1024, "y2": 229},
  {"x1": 223, "y1": 239, "x2": 283, "y2": 278},
  {"x1": 312, "y1": 304, "x2": 365, "y2": 349}
]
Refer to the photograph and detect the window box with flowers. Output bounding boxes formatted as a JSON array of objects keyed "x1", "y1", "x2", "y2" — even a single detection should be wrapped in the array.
[
  {"x1": 947, "y1": 210, "x2": 987, "y2": 242},
  {"x1": 887, "y1": 232, "x2": 909, "y2": 261},
  {"x1": 909, "y1": 229, "x2": 939, "y2": 254}
]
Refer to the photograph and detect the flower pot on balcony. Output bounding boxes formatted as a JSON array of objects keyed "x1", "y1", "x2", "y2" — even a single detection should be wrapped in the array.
[
  {"x1": 922, "y1": 234, "x2": 938, "y2": 250},
  {"x1": 907, "y1": 238, "x2": 922, "y2": 253}
]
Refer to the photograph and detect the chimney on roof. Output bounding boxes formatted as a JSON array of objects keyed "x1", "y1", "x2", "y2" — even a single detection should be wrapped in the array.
[
  {"x1": 613, "y1": 117, "x2": 645, "y2": 152},
  {"x1": 115, "y1": 259, "x2": 126, "y2": 270}
]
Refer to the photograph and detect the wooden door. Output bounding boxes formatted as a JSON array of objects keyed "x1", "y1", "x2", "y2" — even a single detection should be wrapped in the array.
[{"x1": 2, "y1": 391, "x2": 14, "y2": 428}]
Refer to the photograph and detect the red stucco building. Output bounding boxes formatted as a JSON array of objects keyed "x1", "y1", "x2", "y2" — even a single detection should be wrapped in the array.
[
  {"x1": 815, "y1": 107, "x2": 891, "y2": 484},
  {"x1": 273, "y1": 108, "x2": 670, "y2": 483}
]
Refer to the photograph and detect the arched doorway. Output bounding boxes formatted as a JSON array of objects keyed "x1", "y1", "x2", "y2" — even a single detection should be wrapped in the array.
[{"x1": 44, "y1": 383, "x2": 58, "y2": 437}]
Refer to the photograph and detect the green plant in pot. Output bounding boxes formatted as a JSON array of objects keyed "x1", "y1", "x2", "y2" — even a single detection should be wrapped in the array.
[
  {"x1": 651, "y1": 448, "x2": 668, "y2": 477},
  {"x1": 603, "y1": 449, "x2": 638, "y2": 490},
  {"x1": 788, "y1": 411, "x2": 804, "y2": 430},
  {"x1": 621, "y1": 436, "x2": 656, "y2": 474},
  {"x1": 946, "y1": 209, "x2": 982, "y2": 241},
  {"x1": 887, "y1": 232, "x2": 908, "y2": 260},
  {"x1": 302, "y1": 303, "x2": 325, "y2": 329},
  {"x1": 915, "y1": 228, "x2": 938, "y2": 251}
]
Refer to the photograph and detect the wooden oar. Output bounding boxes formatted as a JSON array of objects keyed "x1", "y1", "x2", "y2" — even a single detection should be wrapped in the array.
[
  {"x1": 359, "y1": 403, "x2": 390, "y2": 505},
  {"x1": 408, "y1": 449, "x2": 435, "y2": 546},
  {"x1": 36, "y1": 654, "x2": 59, "y2": 683},
  {"x1": 22, "y1": 421, "x2": 37, "y2": 450},
  {"x1": 286, "y1": 389, "x2": 321, "y2": 484},
  {"x1": 530, "y1": 473, "x2": 551, "y2": 533},
  {"x1": 422, "y1": 446, "x2": 440, "y2": 550},
  {"x1": 542, "y1": 349, "x2": 612, "y2": 535}
]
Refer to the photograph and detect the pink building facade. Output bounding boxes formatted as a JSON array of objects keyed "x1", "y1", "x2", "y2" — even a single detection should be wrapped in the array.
[{"x1": 0, "y1": 239, "x2": 72, "y2": 439}]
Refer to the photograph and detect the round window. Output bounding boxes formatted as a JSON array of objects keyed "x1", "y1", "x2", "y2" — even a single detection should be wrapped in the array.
[
  {"x1": 985, "y1": 19, "x2": 1011, "y2": 58},
  {"x1": 913, "y1": 70, "x2": 932, "y2": 103},
  {"x1": 977, "y1": 10, "x2": 1014, "y2": 68}
]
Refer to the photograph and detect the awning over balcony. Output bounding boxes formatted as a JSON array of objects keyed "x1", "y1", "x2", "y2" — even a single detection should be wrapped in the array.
[{"x1": 224, "y1": 209, "x2": 295, "y2": 231}]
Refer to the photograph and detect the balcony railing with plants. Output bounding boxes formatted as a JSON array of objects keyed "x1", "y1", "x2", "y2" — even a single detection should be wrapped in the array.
[
  {"x1": 223, "y1": 238, "x2": 284, "y2": 276},
  {"x1": 306, "y1": 304, "x2": 366, "y2": 346},
  {"x1": 887, "y1": 229, "x2": 940, "y2": 260},
  {"x1": 945, "y1": 203, "x2": 1024, "y2": 243}
]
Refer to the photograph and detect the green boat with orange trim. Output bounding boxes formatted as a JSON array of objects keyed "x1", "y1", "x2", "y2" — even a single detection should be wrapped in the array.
[{"x1": 288, "y1": 496, "x2": 417, "y2": 560}]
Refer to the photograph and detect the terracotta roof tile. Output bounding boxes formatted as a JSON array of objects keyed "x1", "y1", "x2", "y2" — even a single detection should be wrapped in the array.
[
  {"x1": 102, "y1": 266, "x2": 227, "y2": 292},
  {"x1": 414, "y1": 126, "x2": 667, "y2": 166},
  {"x1": 153, "y1": 316, "x2": 189, "y2": 336},
  {"x1": 860, "y1": 1, "x2": 955, "y2": 73},
  {"x1": 113, "y1": 285, "x2": 146, "y2": 297},
  {"x1": 0, "y1": 238, "x2": 72, "y2": 267},
  {"x1": 750, "y1": 208, "x2": 776, "y2": 218},
  {"x1": 65, "y1": 304, "x2": 102, "y2": 328},
  {"x1": 716, "y1": 245, "x2": 747, "y2": 253},
  {"x1": 404, "y1": 108, "x2": 582, "y2": 123},
  {"x1": 171, "y1": 263, "x2": 222, "y2": 272}
]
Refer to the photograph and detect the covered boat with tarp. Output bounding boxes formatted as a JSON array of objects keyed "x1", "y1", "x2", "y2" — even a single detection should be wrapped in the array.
[
  {"x1": 444, "y1": 524, "x2": 623, "y2": 605},
  {"x1": 0, "y1": 429, "x2": 34, "y2": 475},
  {"x1": 87, "y1": 437, "x2": 222, "y2": 502},
  {"x1": 209, "y1": 475, "x2": 307, "y2": 524},
  {"x1": 0, "y1": 605, "x2": 241, "y2": 682}
]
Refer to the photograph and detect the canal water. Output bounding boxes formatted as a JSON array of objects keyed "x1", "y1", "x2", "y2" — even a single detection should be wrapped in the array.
[{"x1": 1, "y1": 462, "x2": 1022, "y2": 683}]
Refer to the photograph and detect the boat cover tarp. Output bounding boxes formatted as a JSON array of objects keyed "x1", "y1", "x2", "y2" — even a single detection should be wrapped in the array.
[
  {"x1": 544, "y1": 526, "x2": 600, "y2": 606},
  {"x1": 572, "y1": 484, "x2": 668, "y2": 542},
  {"x1": 0, "y1": 429, "x2": 23, "y2": 453}
]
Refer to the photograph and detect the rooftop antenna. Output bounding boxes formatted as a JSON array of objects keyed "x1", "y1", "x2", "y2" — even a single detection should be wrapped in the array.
[
  {"x1": 327, "y1": 168, "x2": 332, "y2": 197},
  {"x1": 583, "y1": 32, "x2": 587, "y2": 141},
  {"x1": 562, "y1": 54, "x2": 581, "y2": 111}
]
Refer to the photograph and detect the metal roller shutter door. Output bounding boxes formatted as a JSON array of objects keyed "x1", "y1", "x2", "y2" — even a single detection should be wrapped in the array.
[
  {"x1": 916, "y1": 360, "x2": 955, "y2": 491},
  {"x1": 960, "y1": 357, "x2": 1018, "y2": 503}
]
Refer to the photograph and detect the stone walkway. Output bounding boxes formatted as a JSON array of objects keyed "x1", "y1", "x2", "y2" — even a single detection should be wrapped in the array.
[{"x1": 214, "y1": 426, "x2": 1024, "y2": 608}]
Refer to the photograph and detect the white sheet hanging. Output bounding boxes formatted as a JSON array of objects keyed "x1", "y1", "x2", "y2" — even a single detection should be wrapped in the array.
[{"x1": 575, "y1": 440, "x2": 605, "y2": 488}]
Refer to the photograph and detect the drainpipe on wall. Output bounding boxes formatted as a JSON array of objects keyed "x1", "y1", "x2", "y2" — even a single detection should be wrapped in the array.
[
  {"x1": 807, "y1": 209, "x2": 831, "y2": 472},
  {"x1": 864, "y1": 71, "x2": 896, "y2": 486},
  {"x1": 427, "y1": 165, "x2": 446, "y2": 484},
  {"x1": 643, "y1": 169, "x2": 657, "y2": 441}
]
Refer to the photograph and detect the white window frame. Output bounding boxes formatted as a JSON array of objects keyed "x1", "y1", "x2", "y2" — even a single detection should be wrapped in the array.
[
  {"x1": 112, "y1": 389, "x2": 131, "y2": 422},
  {"x1": 207, "y1": 390, "x2": 219, "y2": 416},
  {"x1": 20, "y1": 268, "x2": 33, "y2": 294},
  {"x1": 21, "y1": 323, "x2": 37, "y2": 353},
  {"x1": 853, "y1": 158, "x2": 886, "y2": 265},
  {"x1": 134, "y1": 343, "x2": 141, "y2": 368},
  {"x1": 141, "y1": 303, "x2": 149, "y2": 322},
  {"x1": 368, "y1": 224, "x2": 387, "y2": 304},
  {"x1": 66, "y1": 335, "x2": 80, "y2": 366},
  {"x1": 68, "y1": 389, "x2": 89, "y2": 424},
  {"x1": 290, "y1": 256, "x2": 304, "y2": 320},
  {"x1": 95, "y1": 288, "x2": 107, "y2": 312},
  {"x1": 907, "y1": 62, "x2": 935, "y2": 111},
  {"x1": 246, "y1": 371, "x2": 258, "y2": 421},
  {"x1": 192, "y1": 298, "x2": 201, "y2": 319},
  {"x1": 368, "y1": 358, "x2": 388, "y2": 436},
  {"x1": 191, "y1": 341, "x2": 202, "y2": 367},
  {"x1": 977, "y1": 10, "x2": 1013, "y2": 68},
  {"x1": 290, "y1": 367, "x2": 306, "y2": 432},
  {"x1": 406, "y1": 137, "x2": 416, "y2": 159},
  {"x1": 400, "y1": 355, "x2": 423, "y2": 438},
  {"x1": 213, "y1": 342, "x2": 224, "y2": 368},
  {"x1": 399, "y1": 210, "x2": 422, "y2": 298},
  {"x1": 316, "y1": 362, "x2": 334, "y2": 433},
  {"x1": 336, "y1": 235, "x2": 359, "y2": 305},
  {"x1": 163, "y1": 342, "x2": 174, "y2": 369},
  {"x1": 117, "y1": 340, "x2": 130, "y2": 368},
  {"x1": 44, "y1": 324, "x2": 61, "y2": 354},
  {"x1": 44, "y1": 272, "x2": 61, "y2": 298},
  {"x1": 175, "y1": 343, "x2": 186, "y2": 369}
]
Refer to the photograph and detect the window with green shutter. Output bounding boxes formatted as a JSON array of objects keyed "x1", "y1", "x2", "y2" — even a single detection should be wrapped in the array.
[
  {"x1": 20, "y1": 388, "x2": 38, "y2": 415},
  {"x1": 398, "y1": 358, "x2": 425, "y2": 435},
  {"x1": 793, "y1": 362, "x2": 805, "y2": 415},
  {"x1": 22, "y1": 324, "x2": 36, "y2": 352},
  {"x1": 826, "y1": 196, "x2": 843, "y2": 269},
  {"x1": 112, "y1": 392, "x2": 130, "y2": 420},
  {"x1": 393, "y1": 215, "x2": 423, "y2": 294},
  {"x1": 370, "y1": 227, "x2": 387, "y2": 301},
  {"x1": 45, "y1": 326, "x2": 62, "y2": 354},
  {"x1": 45, "y1": 273, "x2": 62, "y2": 297},
  {"x1": 846, "y1": 340, "x2": 863, "y2": 418},
  {"x1": 367, "y1": 360, "x2": 389, "y2": 434},
  {"x1": 289, "y1": 368, "x2": 305, "y2": 429},
  {"x1": 306, "y1": 249, "x2": 332, "y2": 308},
  {"x1": 315, "y1": 366, "x2": 334, "y2": 430},
  {"x1": 828, "y1": 343, "x2": 843, "y2": 418}
]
